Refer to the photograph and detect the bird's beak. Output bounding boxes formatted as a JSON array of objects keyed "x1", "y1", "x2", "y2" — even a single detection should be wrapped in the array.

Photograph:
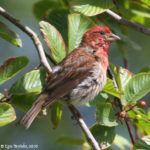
[{"x1": 107, "y1": 33, "x2": 120, "y2": 42}]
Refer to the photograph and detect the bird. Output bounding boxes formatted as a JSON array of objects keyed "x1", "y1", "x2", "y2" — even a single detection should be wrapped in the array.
[{"x1": 20, "y1": 25, "x2": 120, "y2": 129}]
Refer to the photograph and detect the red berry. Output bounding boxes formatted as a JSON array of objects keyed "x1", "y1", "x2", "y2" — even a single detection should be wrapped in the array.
[{"x1": 138, "y1": 101, "x2": 146, "y2": 108}]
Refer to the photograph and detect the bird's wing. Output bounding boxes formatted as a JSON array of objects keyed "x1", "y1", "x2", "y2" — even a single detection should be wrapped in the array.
[{"x1": 42, "y1": 48, "x2": 96, "y2": 108}]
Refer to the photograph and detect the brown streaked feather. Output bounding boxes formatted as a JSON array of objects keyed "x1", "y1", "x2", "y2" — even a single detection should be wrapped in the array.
[
  {"x1": 41, "y1": 48, "x2": 96, "y2": 108},
  {"x1": 21, "y1": 47, "x2": 96, "y2": 129}
]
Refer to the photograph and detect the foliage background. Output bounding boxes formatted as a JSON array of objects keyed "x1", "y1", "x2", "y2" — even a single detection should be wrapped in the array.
[{"x1": 0, "y1": 0, "x2": 150, "y2": 150}]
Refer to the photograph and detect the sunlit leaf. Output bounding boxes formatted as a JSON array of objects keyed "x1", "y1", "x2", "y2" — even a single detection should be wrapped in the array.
[
  {"x1": 68, "y1": 13, "x2": 94, "y2": 52},
  {"x1": 0, "y1": 103, "x2": 16, "y2": 127},
  {"x1": 121, "y1": 72, "x2": 150, "y2": 105},
  {"x1": 127, "y1": 108, "x2": 150, "y2": 134},
  {"x1": 109, "y1": 63, "x2": 133, "y2": 91},
  {"x1": 70, "y1": 0, "x2": 114, "y2": 16},
  {"x1": 0, "y1": 56, "x2": 29, "y2": 85},
  {"x1": 46, "y1": 9, "x2": 69, "y2": 45},
  {"x1": 0, "y1": 21, "x2": 22, "y2": 47},
  {"x1": 51, "y1": 102, "x2": 62, "y2": 129},
  {"x1": 103, "y1": 78, "x2": 122, "y2": 98},
  {"x1": 39, "y1": 21, "x2": 66, "y2": 63},
  {"x1": 9, "y1": 69, "x2": 47, "y2": 95}
]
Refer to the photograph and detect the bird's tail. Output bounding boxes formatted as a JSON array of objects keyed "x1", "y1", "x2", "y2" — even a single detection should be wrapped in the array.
[{"x1": 20, "y1": 94, "x2": 48, "y2": 129}]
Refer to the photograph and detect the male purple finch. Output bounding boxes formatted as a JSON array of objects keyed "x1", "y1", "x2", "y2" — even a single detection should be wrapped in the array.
[{"x1": 21, "y1": 25, "x2": 120, "y2": 129}]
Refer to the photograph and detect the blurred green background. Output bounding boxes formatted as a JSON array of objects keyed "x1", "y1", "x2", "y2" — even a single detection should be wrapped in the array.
[{"x1": 0, "y1": 0, "x2": 150, "y2": 150}]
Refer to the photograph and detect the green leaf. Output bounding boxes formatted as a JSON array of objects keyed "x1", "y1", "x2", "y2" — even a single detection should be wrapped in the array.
[
  {"x1": 82, "y1": 142, "x2": 92, "y2": 150},
  {"x1": 9, "y1": 69, "x2": 47, "y2": 95},
  {"x1": 12, "y1": 94, "x2": 38, "y2": 112},
  {"x1": 0, "y1": 93, "x2": 4, "y2": 99},
  {"x1": 70, "y1": 0, "x2": 114, "y2": 16},
  {"x1": 0, "y1": 103, "x2": 16, "y2": 127},
  {"x1": 127, "y1": 108, "x2": 150, "y2": 134},
  {"x1": 51, "y1": 102, "x2": 62, "y2": 129},
  {"x1": 0, "y1": 56, "x2": 29, "y2": 85},
  {"x1": 89, "y1": 124, "x2": 115, "y2": 147},
  {"x1": 113, "y1": 134, "x2": 131, "y2": 149},
  {"x1": 39, "y1": 21, "x2": 66, "y2": 63},
  {"x1": 121, "y1": 72, "x2": 150, "y2": 105},
  {"x1": 68, "y1": 13, "x2": 94, "y2": 52},
  {"x1": 117, "y1": 2, "x2": 150, "y2": 27},
  {"x1": 55, "y1": 136, "x2": 84, "y2": 145},
  {"x1": 33, "y1": 0, "x2": 60, "y2": 19},
  {"x1": 96, "y1": 103, "x2": 118, "y2": 127},
  {"x1": 138, "y1": 66, "x2": 150, "y2": 73},
  {"x1": 134, "y1": 136, "x2": 150, "y2": 150},
  {"x1": 103, "y1": 78, "x2": 122, "y2": 98},
  {"x1": 46, "y1": 9, "x2": 69, "y2": 45},
  {"x1": 131, "y1": 0, "x2": 150, "y2": 9},
  {"x1": 86, "y1": 92, "x2": 108, "y2": 106},
  {"x1": 109, "y1": 63, "x2": 133, "y2": 91},
  {"x1": 0, "y1": 21, "x2": 22, "y2": 47}
]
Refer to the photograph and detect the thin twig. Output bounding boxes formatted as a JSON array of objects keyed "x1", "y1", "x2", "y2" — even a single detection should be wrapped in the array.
[
  {"x1": 0, "y1": 6, "x2": 52, "y2": 73},
  {"x1": 68, "y1": 104, "x2": 100, "y2": 150},
  {"x1": 45, "y1": 52, "x2": 57, "y2": 65},
  {"x1": 106, "y1": 9, "x2": 150, "y2": 36},
  {"x1": 108, "y1": 68, "x2": 136, "y2": 144},
  {"x1": 112, "y1": 0, "x2": 122, "y2": 16},
  {"x1": 0, "y1": 6, "x2": 100, "y2": 149}
]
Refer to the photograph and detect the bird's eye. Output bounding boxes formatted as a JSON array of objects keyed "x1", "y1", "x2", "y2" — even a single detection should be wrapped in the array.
[{"x1": 99, "y1": 31, "x2": 105, "y2": 35}]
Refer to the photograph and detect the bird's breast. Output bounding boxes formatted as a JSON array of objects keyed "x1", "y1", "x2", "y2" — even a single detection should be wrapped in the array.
[{"x1": 68, "y1": 62, "x2": 107, "y2": 106}]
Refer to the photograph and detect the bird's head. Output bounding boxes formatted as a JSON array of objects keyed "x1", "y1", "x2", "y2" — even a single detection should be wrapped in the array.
[{"x1": 82, "y1": 25, "x2": 120, "y2": 52}]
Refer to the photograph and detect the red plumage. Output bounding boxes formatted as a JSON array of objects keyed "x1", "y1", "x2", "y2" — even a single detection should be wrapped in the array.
[{"x1": 20, "y1": 25, "x2": 120, "y2": 129}]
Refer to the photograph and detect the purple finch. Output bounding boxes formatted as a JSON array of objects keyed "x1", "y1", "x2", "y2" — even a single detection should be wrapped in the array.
[{"x1": 20, "y1": 25, "x2": 120, "y2": 129}]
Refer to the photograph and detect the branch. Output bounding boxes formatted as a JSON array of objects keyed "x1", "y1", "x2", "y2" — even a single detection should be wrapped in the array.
[
  {"x1": 108, "y1": 67, "x2": 135, "y2": 144},
  {"x1": 68, "y1": 104, "x2": 101, "y2": 150},
  {"x1": 0, "y1": 6, "x2": 100, "y2": 150},
  {"x1": 0, "y1": 6, "x2": 52, "y2": 73},
  {"x1": 106, "y1": 9, "x2": 150, "y2": 36}
]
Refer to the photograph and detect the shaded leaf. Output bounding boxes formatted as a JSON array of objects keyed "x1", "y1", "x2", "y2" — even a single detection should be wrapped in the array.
[
  {"x1": 51, "y1": 102, "x2": 62, "y2": 129},
  {"x1": 131, "y1": 0, "x2": 150, "y2": 9},
  {"x1": 33, "y1": 0, "x2": 60, "y2": 19},
  {"x1": 9, "y1": 69, "x2": 47, "y2": 95},
  {"x1": 12, "y1": 94, "x2": 38, "y2": 112},
  {"x1": 121, "y1": 72, "x2": 150, "y2": 105},
  {"x1": 0, "y1": 103, "x2": 16, "y2": 127},
  {"x1": 113, "y1": 134, "x2": 131, "y2": 149},
  {"x1": 39, "y1": 21, "x2": 66, "y2": 63},
  {"x1": 138, "y1": 66, "x2": 150, "y2": 73},
  {"x1": 89, "y1": 124, "x2": 115, "y2": 147},
  {"x1": 134, "y1": 135, "x2": 150, "y2": 150},
  {"x1": 0, "y1": 21, "x2": 22, "y2": 47},
  {"x1": 96, "y1": 103, "x2": 118, "y2": 127},
  {"x1": 68, "y1": 13, "x2": 94, "y2": 52},
  {"x1": 86, "y1": 92, "x2": 108, "y2": 107},
  {"x1": 70, "y1": 0, "x2": 114, "y2": 16},
  {"x1": 55, "y1": 136, "x2": 84, "y2": 145},
  {"x1": 0, "y1": 56, "x2": 29, "y2": 85}
]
